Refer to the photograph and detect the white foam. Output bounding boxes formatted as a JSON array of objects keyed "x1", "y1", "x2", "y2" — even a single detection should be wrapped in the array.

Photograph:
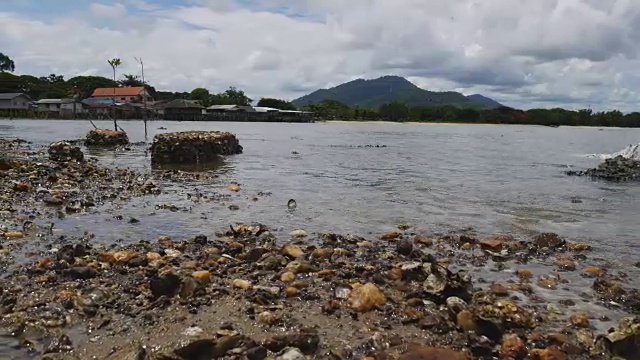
[{"x1": 585, "y1": 143, "x2": 640, "y2": 161}]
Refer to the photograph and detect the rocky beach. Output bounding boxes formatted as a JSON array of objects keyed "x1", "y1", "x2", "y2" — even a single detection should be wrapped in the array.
[{"x1": 0, "y1": 123, "x2": 639, "y2": 360}]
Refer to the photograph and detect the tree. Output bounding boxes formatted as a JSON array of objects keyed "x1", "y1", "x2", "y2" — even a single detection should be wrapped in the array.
[
  {"x1": 0, "y1": 53, "x2": 15, "y2": 72},
  {"x1": 221, "y1": 87, "x2": 252, "y2": 106},
  {"x1": 189, "y1": 88, "x2": 211, "y2": 106},
  {"x1": 257, "y1": 97, "x2": 296, "y2": 110},
  {"x1": 379, "y1": 102, "x2": 409, "y2": 122},
  {"x1": 119, "y1": 74, "x2": 144, "y2": 87},
  {"x1": 107, "y1": 58, "x2": 122, "y2": 131},
  {"x1": 66, "y1": 75, "x2": 118, "y2": 99}
]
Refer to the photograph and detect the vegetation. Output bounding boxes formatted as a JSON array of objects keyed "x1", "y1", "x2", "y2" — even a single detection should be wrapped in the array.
[
  {"x1": 292, "y1": 75, "x2": 503, "y2": 109},
  {"x1": 256, "y1": 98, "x2": 296, "y2": 110},
  {"x1": 0, "y1": 53, "x2": 15, "y2": 73},
  {"x1": 303, "y1": 100, "x2": 640, "y2": 127}
]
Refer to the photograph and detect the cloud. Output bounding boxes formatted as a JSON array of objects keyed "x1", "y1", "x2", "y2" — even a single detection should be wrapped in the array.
[{"x1": 1, "y1": 0, "x2": 640, "y2": 110}]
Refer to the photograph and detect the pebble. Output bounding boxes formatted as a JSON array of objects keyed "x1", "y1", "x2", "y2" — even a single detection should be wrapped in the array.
[
  {"x1": 232, "y1": 279, "x2": 252, "y2": 290},
  {"x1": 280, "y1": 272, "x2": 296, "y2": 283},
  {"x1": 289, "y1": 230, "x2": 308, "y2": 238},
  {"x1": 347, "y1": 283, "x2": 386, "y2": 312},
  {"x1": 569, "y1": 313, "x2": 591, "y2": 328},
  {"x1": 282, "y1": 244, "x2": 304, "y2": 259},
  {"x1": 500, "y1": 334, "x2": 526, "y2": 359},
  {"x1": 192, "y1": 270, "x2": 212, "y2": 284}
]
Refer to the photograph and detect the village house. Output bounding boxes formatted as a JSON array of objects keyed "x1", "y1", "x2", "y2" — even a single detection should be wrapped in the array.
[
  {"x1": 35, "y1": 98, "x2": 85, "y2": 114},
  {"x1": 0, "y1": 93, "x2": 33, "y2": 109},
  {"x1": 206, "y1": 104, "x2": 256, "y2": 113},
  {"x1": 91, "y1": 86, "x2": 153, "y2": 104},
  {"x1": 164, "y1": 99, "x2": 204, "y2": 119}
]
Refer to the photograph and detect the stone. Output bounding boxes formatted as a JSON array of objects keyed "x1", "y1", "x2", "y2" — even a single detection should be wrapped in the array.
[
  {"x1": 289, "y1": 230, "x2": 308, "y2": 238},
  {"x1": 246, "y1": 346, "x2": 268, "y2": 360},
  {"x1": 280, "y1": 272, "x2": 296, "y2": 283},
  {"x1": 528, "y1": 346, "x2": 568, "y2": 360},
  {"x1": 62, "y1": 267, "x2": 98, "y2": 280},
  {"x1": 276, "y1": 347, "x2": 305, "y2": 360},
  {"x1": 258, "y1": 311, "x2": 280, "y2": 326},
  {"x1": 4, "y1": 231, "x2": 24, "y2": 239},
  {"x1": 263, "y1": 333, "x2": 320, "y2": 355},
  {"x1": 48, "y1": 141, "x2": 84, "y2": 162},
  {"x1": 456, "y1": 310, "x2": 478, "y2": 332},
  {"x1": 282, "y1": 244, "x2": 304, "y2": 259},
  {"x1": 500, "y1": 334, "x2": 526, "y2": 359},
  {"x1": 569, "y1": 313, "x2": 591, "y2": 328},
  {"x1": 114, "y1": 250, "x2": 137, "y2": 264},
  {"x1": 533, "y1": 233, "x2": 565, "y2": 250},
  {"x1": 232, "y1": 279, "x2": 252, "y2": 290},
  {"x1": 310, "y1": 248, "x2": 333, "y2": 260},
  {"x1": 149, "y1": 272, "x2": 182, "y2": 298},
  {"x1": 490, "y1": 283, "x2": 510, "y2": 297},
  {"x1": 582, "y1": 266, "x2": 604, "y2": 277},
  {"x1": 414, "y1": 235, "x2": 433, "y2": 246},
  {"x1": 396, "y1": 239, "x2": 413, "y2": 256},
  {"x1": 479, "y1": 234, "x2": 520, "y2": 252},
  {"x1": 380, "y1": 231, "x2": 401, "y2": 240},
  {"x1": 347, "y1": 283, "x2": 387, "y2": 312},
  {"x1": 192, "y1": 270, "x2": 212, "y2": 284},
  {"x1": 150, "y1": 131, "x2": 242, "y2": 165},
  {"x1": 594, "y1": 317, "x2": 640, "y2": 359},
  {"x1": 554, "y1": 255, "x2": 576, "y2": 271},
  {"x1": 85, "y1": 129, "x2": 129, "y2": 147},
  {"x1": 516, "y1": 269, "x2": 533, "y2": 282},
  {"x1": 227, "y1": 184, "x2": 240, "y2": 192},
  {"x1": 399, "y1": 345, "x2": 470, "y2": 360},
  {"x1": 566, "y1": 155, "x2": 640, "y2": 181}
]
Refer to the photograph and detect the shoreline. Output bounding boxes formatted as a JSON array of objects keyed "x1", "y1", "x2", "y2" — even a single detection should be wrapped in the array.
[{"x1": 0, "y1": 137, "x2": 638, "y2": 359}]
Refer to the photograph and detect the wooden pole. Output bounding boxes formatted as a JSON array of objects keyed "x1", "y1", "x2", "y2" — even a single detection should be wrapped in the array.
[{"x1": 136, "y1": 57, "x2": 148, "y2": 140}]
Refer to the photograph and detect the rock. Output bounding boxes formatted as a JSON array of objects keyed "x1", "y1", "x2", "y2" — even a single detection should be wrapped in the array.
[
  {"x1": 285, "y1": 261, "x2": 315, "y2": 274},
  {"x1": 500, "y1": 334, "x2": 526, "y2": 359},
  {"x1": 246, "y1": 346, "x2": 268, "y2": 360},
  {"x1": 280, "y1": 272, "x2": 296, "y2": 283},
  {"x1": 44, "y1": 334, "x2": 73, "y2": 354},
  {"x1": 490, "y1": 283, "x2": 510, "y2": 297},
  {"x1": 39, "y1": 355, "x2": 80, "y2": 360},
  {"x1": 85, "y1": 129, "x2": 129, "y2": 147},
  {"x1": 582, "y1": 266, "x2": 604, "y2": 277},
  {"x1": 62, "y1": 267, "x2": 98, "y2": 280},
  {"x1": 263, "y1": 333, "x2": 320, "y2": 355},
  {"x1": 594, "y1": 317, "x2": 640, "y2": 360},
  {"x1": 4, "y1": 231, "x2": 24, "y2": 239},
  {"x1": 114, "y1": 250, "x2": 137, "y2": 264},
  {"x1": 528, "y1": 346, "x2": 568, "y2": 360},
  {"x1": 258, "y1": 311, "x2": 280, "y2": 326},
  {"x1": 456, "y1": 310, "x2": 478, "y2": 332},
  {"x1": 399, "y1": 345, "x2": 469, "y2": 360},
  {"x1": 192, "y1": 270, "x2": 212, "y2": 284},
  {"x1": 275, "y1": 347, "x2": 305, "y2": 360},
  {"x1": 282, "y1": 244, "x2": 304, "y2": 259},
  {"x1": 347, "y1": 283, "x2": 387, "y2": 312},
  {"x1": 414, "y1": 235, "x2": 433, "y2": 246},
  {"x1": 566, "y1": 155, "x2": 640, "y2": 181},
  {"x1": 533, "y1": 233, "x2": 565, "y2": 250},
  {"x1": 569, "y1": 313, "x2": 591, "y2": 328},
  {"x1": 554, "y1": 255, "x2": 576, "y2": 271},
  {"x1": 232, "y1": 279, "x2": 252, "y2": 290},
  {"x1": 289, "y1": 230, "x2": 308, "y2": 238},
  {"x1": 380, "y1": 231, "x2": 401, "y2": 240},
  {"x1": 149, "y1": 272, "x2": 182, "y2": 298},
  {"x1": 150, "y1": 131, "x2": 242, "y2": 165},
  {"x1": 227, "y1": 184, "x2": 240, "y2": 192},
  {"x1": 478, "y1": 234, "x2": 520, "y2": 252},
  {"x1": 396, "y1": 239, "x2": 413, "y2": 256},
  {"x1": 43, "y1": 195, "x2": 64, "y2": 206},
  {"x1": 48, "y1": 141, "x2": 84, "y2": 162},
  {"x1": 517, "y1": 269, "x2": 533, "y2": 282}
]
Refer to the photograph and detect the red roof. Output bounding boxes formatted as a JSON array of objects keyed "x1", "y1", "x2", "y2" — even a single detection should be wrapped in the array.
[{"x1": 92, "y1": 87, "x2": 145, "y2": 97}]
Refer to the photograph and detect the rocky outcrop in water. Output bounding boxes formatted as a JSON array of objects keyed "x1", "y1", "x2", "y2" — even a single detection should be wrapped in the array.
[
  {"x1": 48, "y1": 142, "x2": 84, "y2": 162},
  {"x1": 566, "y1": 156, "x2": 640, "y2": 181},
  {"x1": 85, "y1": 129, "x2": 129, "y2": 147},
  {"x1": 150, "y1": 131, "x2": 243, "y2": 165}
]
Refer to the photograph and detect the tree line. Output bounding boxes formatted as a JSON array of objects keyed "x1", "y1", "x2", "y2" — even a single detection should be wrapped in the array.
[{"x1": 3, "y1": 51, "x2": 640, "y2": 126}]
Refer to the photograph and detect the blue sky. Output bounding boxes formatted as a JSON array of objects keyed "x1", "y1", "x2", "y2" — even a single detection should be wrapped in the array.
[{"x1": 2, "y1": 1, "x2": 640, "y2": 110}]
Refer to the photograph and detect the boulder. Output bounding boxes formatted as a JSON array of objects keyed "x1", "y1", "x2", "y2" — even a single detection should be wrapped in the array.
[
  {"x1": 150, "y1": 131, "x2": 242, "y2": 165},
  {"x1": 566, "y1": 155, "x2": 640, "y2": 181},
  {"x1": 85, "y1": 129, "x2": 129, "y2": 147},
  {"x1": 48, "y1": 142, "x2": 84, "y2": 162}
]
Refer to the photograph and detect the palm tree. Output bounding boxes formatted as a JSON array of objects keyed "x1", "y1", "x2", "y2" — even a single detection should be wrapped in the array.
[{"x1": 107, "y1": 58, "x2": 122, "y2": 131}]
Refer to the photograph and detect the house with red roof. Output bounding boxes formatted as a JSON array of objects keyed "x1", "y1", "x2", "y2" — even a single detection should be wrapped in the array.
[{"x1": 90, "y1": 86, "x2": 153, "y2": 104}]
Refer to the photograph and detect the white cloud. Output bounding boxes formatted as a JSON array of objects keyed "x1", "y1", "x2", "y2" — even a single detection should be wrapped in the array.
[{"x1": 1, "y1": 0, "x2": 640, "y2": 110}]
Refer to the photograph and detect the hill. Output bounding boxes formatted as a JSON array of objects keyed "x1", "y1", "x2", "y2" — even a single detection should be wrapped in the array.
[
  {"x1": 466, "y1": 94, "x2": 503, "y2": 109},
  {"x1": 292, "y1": 75, "x2": 502, "y2": 109}
]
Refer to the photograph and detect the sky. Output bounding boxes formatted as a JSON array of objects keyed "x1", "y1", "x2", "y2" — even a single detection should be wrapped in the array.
[{"x1": 1, "y1": 0, "x2": 640, "y2": 111}]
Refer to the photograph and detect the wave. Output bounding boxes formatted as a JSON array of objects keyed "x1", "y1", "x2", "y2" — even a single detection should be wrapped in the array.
[{"x1": 584, "y1": 143, "x2": 640, "y2": 160}]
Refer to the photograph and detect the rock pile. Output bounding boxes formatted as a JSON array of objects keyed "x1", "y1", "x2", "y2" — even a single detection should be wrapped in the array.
[
  {"x1": 150, "y1": 131, "x2": 243, "y2": 165},
  {"x1": 84, "y1": 129, "x2": 129, "y2": 147},
  {"x1": 48, "y1": 141, "x2": 84, "y2": 162},
  {"x1": 567, "y1": 155, "x2": 640, "y2": 181}
]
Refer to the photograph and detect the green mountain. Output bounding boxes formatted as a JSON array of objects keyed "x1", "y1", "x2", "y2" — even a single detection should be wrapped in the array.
[{"x1": 292, "y1": 75, "x2": 502, "y2": 109}]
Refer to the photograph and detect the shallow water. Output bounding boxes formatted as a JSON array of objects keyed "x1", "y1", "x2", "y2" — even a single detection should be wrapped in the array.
[{"x1": 1, "y1": 119, "x2": 640, "y2": 341}]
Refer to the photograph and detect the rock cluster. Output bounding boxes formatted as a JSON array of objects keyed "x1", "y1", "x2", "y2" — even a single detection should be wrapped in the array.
[
  {"x1": 566, "y1": 155, "x2": 640, "y2": 181},
  {"x1": 84, "y1": 129, "x2": 129, "y2": 147},
  {"x1": 48, "y1": 141, "x2": 84, "y2": 162},
  {"x1": 150, "y1": 131, "x2": 243, "y2": 165}
]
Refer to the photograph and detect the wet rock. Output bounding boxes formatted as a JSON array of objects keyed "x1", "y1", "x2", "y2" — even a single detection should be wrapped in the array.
[
  {"x1": 347, "y1": 283, "x2": 387, "y2": 312},
  {"x1": 554, "y1": 255, "x2": 577, "y2": 271},
  {"x1": 48, "y1": 141, "x2": 84, "y2": 162},
  {"x1": 478, "y1": 234, "x2": 520, "y2": 252},
  {"x1": 62, "y1": 267, "x2": 98, "y2": 280},
  {"x1": 289, "y1": 230, "x2": 308, "y2": 238},
  {"x1": 500, "y1": 334, "x2": 526, "y2": 359},
  {"x1": 516, "y1": 269, "x2": 533, "y2": 282},
  {"x1": 150, "y1": 272, "x2": 182, "y2": 298},
  {"x1": 380, "y1": 231, "x2": 401, "y2": 240},
  {"x1": 43, "y1": 195, "x2": 64, "y2": 206},
  {"x1": 39, "y1": 355, "x2": 80, "y2": 360},
  {"x1": 528, "y1": 346, "x2": 568, "y2": 360},
  {"x1": 396, "y1": 239, "x2": 413, "y2": 256},
  {"x1": 456, "y1": 310, "x2": 478, "y2": 332},
  {"x1": 282, "y1": 244, "x2": 304, "y2": 259},
  {"x1": 594, "y1": 317, "x2": 640, "y2": 360},
  {"x1": 566, "y1": 155, "x2": 640, "y2": 181},
  {"x1": 246, "y1": 346, "x2": 268, "y2": 360},
  {"x1": 232, "y1": 279, "x2": 252, "y2": 290},
  {"x1": 490, "y1": 283, "x2": 510, "y2": 297},
  {"x1": 569, "y1": 313, "x2": 591, "y2": 328},
  {"x1": 44, "y1": 334, "x2": 73, "y2": 354},
  {"x1": 4, "y1": 231, "x2": 24, "y2": 239},
  {"x1": 150, "y1": 131, "x2": 242, "y2": 165},
  {"x1": 414, "y1": 235, "x2": 433, "y2": 246},
  {"x1": 472, "y1": 293, "x2": 537, "y2": 337},
  {"x1": 533, "y1": 233, "x2": 566, "y2": 250},
  {"x1": 192, "y1": 270, "x2": 212, "y2": 284},
  {"x1": 263, "y1": 333, "x2": 320, "y2": 355},
  {"x1": 582, "y1": 266, "x2": 604, "y2": 278},
  {"x1": 85, "y1": 129, "x2": 129, "y2": 147},
  {"x1": 398, "y1": 345, "x2": 469, "y2": 360},
  {"x1": 275, "y1": 347, "x2": 305, "y2": 360},
  {"x1": 258, "y1": 311, "x2": 281, "y2": 326}
]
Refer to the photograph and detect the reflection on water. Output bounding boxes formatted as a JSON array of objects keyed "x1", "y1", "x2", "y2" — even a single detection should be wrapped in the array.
[{"x1": 151, "y1": 157, "x2": 228, "y2": 172}]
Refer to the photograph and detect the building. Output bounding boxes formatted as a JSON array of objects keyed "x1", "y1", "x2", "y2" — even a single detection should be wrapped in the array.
[
  {"x1": 206, "y1": 104, "x2": 256, "y2": 113},
  {"x1": 164, "y1": 99, "x2": 205, "y2": 119},
  {"x1": 91, "y1": 86, "x2": 153, "y2": 104},
  {"x1": 0, "y1": 93, "x2": 33, "y2": 109},
  {"x1": 35, "y1": 99, "x2": 84, "y2": 114}
]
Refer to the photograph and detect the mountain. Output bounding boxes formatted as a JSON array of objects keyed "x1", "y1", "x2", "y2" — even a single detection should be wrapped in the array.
[
  {"x1": 466, "y1": 94, "x2": 503, "y2": 109},
  {"x1": 292, "y1": 76, "x2": 502, "y2": 109}
]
